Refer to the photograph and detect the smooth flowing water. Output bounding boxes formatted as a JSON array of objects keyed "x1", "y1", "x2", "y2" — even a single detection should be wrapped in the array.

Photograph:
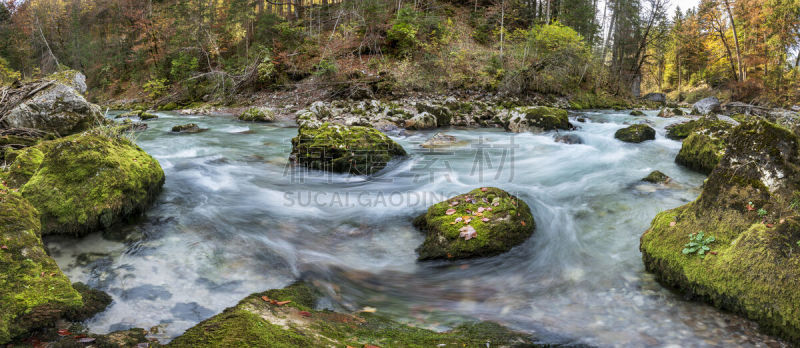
[{"x1": 45, "y1": 109, "x2": 782, "y2": 346}]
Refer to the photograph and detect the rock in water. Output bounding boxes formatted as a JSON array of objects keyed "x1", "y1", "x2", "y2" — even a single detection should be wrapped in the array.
[
  {"x1": 420, "y1": 132, "x2": 458, "y2": 148},
  {"x1": 691, "y1": 96, "x2": 721, "y2": 115},
  {"x1": 614, "y1": 124, "x2": 656, "y2": 143},
  {"x1": 503, "y1": 106, "x2": 571, "y2": 133},
  {"x1": 238, "y1": 107, "x2": 275, "y2": 122},
  {"x1": 630, "y1": 110, "x2": 645, "y2": 116},
  {"x1": 171, "y1": 123, "x2": 202, "y2": 133},
  {"x1": 167, "y1": 282, "x2": 536, "y2": 347},
  {"x1": 14, "y1": 130, "x2": 164, "y2": 237},
  {"x1": 641, "y1": 120, "x2": 800, "y2": 344},
  {"x1": 413, "y1": 187, "x2": 534, "y2": 260},
  {"x1": 290, "y1": 122, "x2": 406, "y2": 175},
  {"x1": 554, "y1": 133, "x2": 583, "y2": 144},
  {"x1": 0, "y1": 70, "x2": 103, "y2": 136},
  {"x1": 404, "y1": 112, "x2": 437, "y2": 130},
  {"x1": 642, "y1": 170, "x2": 670, "y2": 184},
  {"x1": 0, "y1": 185, "x2": 95, "y2": 344}
]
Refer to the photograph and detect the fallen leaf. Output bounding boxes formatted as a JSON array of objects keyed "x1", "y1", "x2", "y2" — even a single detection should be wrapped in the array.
[
  {"x1": 454, "y1": 217, "x2": 463, "y2": 223},
  {"x1": 473, "y1": 212, "x2": 483, "y2": 217},
  {"x1": 481, "y1": 187, "x2": 488, "y2": 192},
  {"x1": 360, "y1": 306, "x2": 377, "y2": 313},
  {"x1": 780, "y1": 218, "x2": 786, "y2": 224},
  {"x1": 766, "y1": 223, "x2": 774, "y2": 228},
  {"x1": 486, "y1": 207, "x2": 493, "y2": 211},
  {"x1": 261, "y1": 296, "x2": 271, "y2": 302},
  {"x1": 459, "y1": 226, "x2": 477, "y2": 240},
  {"x1": 276, "y1": 300, "x2": 292, "y2": 306},
  {"x1": 477, "y1": 207, "x2": 486, "y2": 213},
  {"x1": 0, "y1": 245, "x2": 7, "y2": 250},
  {"x1": 520, "y1": 221, "x2": 526, "y2": 226},
  {"x1": 445, "y1": 209, "x2": 456, "y2": 215},
  {"x1": 57, "y1": 329, "x2": 72, "y2": 336},
  {"x1": 481, "y1": 218, "x2": 489, "y2": 222},
  {"x1": 77, "y1": 338, "x2": 96, "y2": 343},
  {"x1": 709, "y1": 251, "x2": 718, "y2": 255},
  {"x1": 492, "y1": 202, "x2": 500, "y2": 207},
  {"x1": 449, "y1": 201, "x2": 459, "y2": 206},
  {"x1": 364, "y1": 345, "x2": 381, "y2": 348}
]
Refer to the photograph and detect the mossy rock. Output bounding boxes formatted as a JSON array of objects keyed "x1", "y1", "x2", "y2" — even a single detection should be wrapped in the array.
[
  {"x1": 674, "y1": 133, "x2": 726, "y2": 174},
  {"x1": 171, "y1": 123, "x2": 202, "y2": 133},
  {"x1": 4, "y1": 147, "x2": 44, "y2": 189},
  {"x1": 665, "y1": 116, "x2": 733, "y2": 140},
  {"x1": 238, "y1": 107, "x2": 275, "y2": 122},
  {"x1": 0, "y1": 185, "x2": 82, "y2": 344},
  {"x1": 414, "y1": 187, "x2": 534, "y2": 260},
  {"x1": 614, "y1": 124, "x2": 655, "y2": 143},
  {"x1": 641, "y1": 120, "x2": 800, "y2": 344},
  {"x1": 504, "y1": 106, "x2": 571, "y2": 133},
  {"x1": 629, "y1": 110, "x2": 645, "y2": 116},
  {"x1": 18, "y1": 130, "x2": 165, "y2": 237},
  {"x1": 168, "y1": 282, "x2": 537, "y2": 348},
  {"x1": 139, "y1": 112, "x2": 158, "y2": 120},
  {"x1": 290, "y1": 123, "x2": 406, "y2": 175},
  {"x1": 642, "y1": 170, "x2": 670, "y2": 184}
]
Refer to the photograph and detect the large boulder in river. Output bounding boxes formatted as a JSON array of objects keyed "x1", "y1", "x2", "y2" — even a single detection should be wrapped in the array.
[
  {"x1": 642, "y1": 170, "x2": 670, "y2": 184},
  {"x1": 614, "y1": 124, "x2": 655, "y2": 143},
  {"x1": 290, "y1": 122, "x2": 406, "y2": 175},
  {"x1": 0, "y1": 70, "x2": 103, "y2": 136},
  {"x1": 691, "y1": 96, "x2": 721, "y2": 115},
  {"x1": 413, "y1": 187, "x2": 534, "y2": 260},
  {"x1": 0, "y1": 185, "x2": 82, "y2": 343},
  {"x1": 671, "y1": 117, "x2": 735, "y2": 174},
  {"x1": 8, "y1": 130, "x2": 165, "y2": 237},
  {"x1": 502, "y1": 106, "x2": 571, "y2": 133},
  {"x1": 641, "y1": 120, "x2": 800, "y2": 344},
  {"x1": 168, "y1": 281, "x2": 536, "y2": 347}
]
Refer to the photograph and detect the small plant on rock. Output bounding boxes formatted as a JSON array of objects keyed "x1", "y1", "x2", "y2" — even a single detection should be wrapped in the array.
[{"x1": 682, "y1": 231, "x2": 716, "y2": 259}]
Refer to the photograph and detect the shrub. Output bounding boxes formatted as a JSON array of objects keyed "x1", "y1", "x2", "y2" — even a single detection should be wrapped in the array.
[{"x1": 143, "y1": 78, "x2": 168, "y2": 100}]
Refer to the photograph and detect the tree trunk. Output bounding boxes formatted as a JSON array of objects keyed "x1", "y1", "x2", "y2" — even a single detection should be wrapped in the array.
[{"x1": 722, "y1": 0, "x2": 743, "y2": 82}]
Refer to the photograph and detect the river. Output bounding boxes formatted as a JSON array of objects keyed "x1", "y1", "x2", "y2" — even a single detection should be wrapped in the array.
[{"x1": 44, "y1": 109, "x2": 783, "y2": 346}]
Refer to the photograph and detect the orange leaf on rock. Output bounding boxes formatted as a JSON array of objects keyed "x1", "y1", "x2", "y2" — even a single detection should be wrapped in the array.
[
  {"x1": 57, "y1": 329, "x2": 72, "y2": 336},
  {"x1": 299, "y1": 311, "x2": 311, "y2": 317},
  {"x1": 520, "y1": 221, "x2": 526, "y2": 226},
  {"x1": 445, "y1": 208, "x2": 456, "y2": 215},
  {"x1": 276, "y1": 300, "x2": 292, "y2": 306},
  {"x1": 261, "y1": 296, "x2": 271, "y2": 302}
]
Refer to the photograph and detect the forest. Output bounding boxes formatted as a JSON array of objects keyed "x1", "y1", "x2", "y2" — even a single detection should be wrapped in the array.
[{"x1": 1, "y1": 0, "x2": 798, "y2": 107}]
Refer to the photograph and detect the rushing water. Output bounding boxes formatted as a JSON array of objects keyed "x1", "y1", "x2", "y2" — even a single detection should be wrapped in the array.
[{"x1": 44, "y1": 109, "x2": 784, "y2": 347}]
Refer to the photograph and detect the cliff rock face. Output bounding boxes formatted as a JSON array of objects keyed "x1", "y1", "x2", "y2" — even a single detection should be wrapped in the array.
[{"x1": 641, "y1": 120, "x2": 800, "y2": 344}]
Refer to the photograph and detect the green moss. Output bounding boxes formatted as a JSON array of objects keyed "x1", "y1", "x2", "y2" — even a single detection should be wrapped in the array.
[
  {"x1": 4, "y1": 147, "x2": 44, "y2": 189},
  {"x1": 171, "y1": 124, "x2": 201, "y2": 133},
  {"x1": 0, "y1": 185, "x2": 83, "y2": 344},
  {"x1": 290, "y1": 123, "x2": 406, "y2": 175},
  {"x1": 674, "y1": 133, "x2": 725, "y2": 174},
  {"x1": 614, "y1": 124, "x2": 655, "y2": 143},
  {"x1": 665, "y1": 117, "x2": 732, "y2": 140},
  {"x1": 520, "y1": 106, "x2": 570, "y2": 130},
  {"x1": 642, "y1": 170, "x2": 669, "y2": 183},
  {"x1": 159, "y1": 102, "x2": 180, "y2": 111},
  {"x1": 168, "y1": 282, "x2": 538, "y2": 348},
  {"x1": 238, "y1": 107, "x2": 275, "y2": 122},
  {"x1": 641, "y1": 120, "x2": 800, "y2": 344},
  {"x1": 630, "y1": 110, "x2": 645, "y2": 116},
  {"x1": 20, "y1": 130, "x2": 165, "y2": 237},
  {"x1": 414, "y1": 187, "x2": 535, "y2": 260}
]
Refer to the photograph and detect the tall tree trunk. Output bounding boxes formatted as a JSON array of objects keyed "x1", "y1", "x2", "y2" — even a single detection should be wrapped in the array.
[{"x1": 722, "y1": 0, "x2": 743, "y2": 82}]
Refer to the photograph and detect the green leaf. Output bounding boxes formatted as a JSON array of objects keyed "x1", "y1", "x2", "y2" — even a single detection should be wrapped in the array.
[{"x1": 682, "y1": 248, "x2": 691, "y2": 254}]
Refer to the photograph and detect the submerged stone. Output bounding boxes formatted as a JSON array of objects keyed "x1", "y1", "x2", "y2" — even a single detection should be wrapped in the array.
[
  {"x1": 17, "y1": 130, "x2": 165, "y2": 237},
  {"x1": 641, "y1": 120, "x2": 800, "y2": 344},
  {"x1": 554, "y1": 133, "x2": 583, "y2": 144},
  {"x1": 290, "y1": 122, "x2": 406, "y2": 175},
  {"x1": 167, "y1": 282, "x2": 537, "y2": 347},
  {"x1": 171, "y1": 123, "x2": 202, "y2": 133},
  {"x1": 414, "y1": 187, "x2": 535, "y2": 260},
  {"x1": 614, "y1": 124, "x2": 655, "y2": 143}
]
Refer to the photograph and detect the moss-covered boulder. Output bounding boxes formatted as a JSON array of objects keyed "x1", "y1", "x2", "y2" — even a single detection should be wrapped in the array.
[
  {"x1": 642, "y1": 170, "x2": 670, "y2": 184},
  {"x1": 413, "y1": 187, "x2": 534, "y2": 260},
  {"x1": 630, "y1": 110, "x2": 645, "y2": 116},
  {"x1": 171, "y1": 123, "x2": 201, "y2": 133},
  {"x1": 503, "y1": 106, "x2": 571, "y2": 133},
  {"x1": 641, "y1": 120, "x2": 800, "y2": 344},
  {"x1": 17, "y1": 130, "x2": 164, "y2": 237},
  {"x1": 614, "y1": 124, "x2": 655, "y2": 143},
  {"x1": 0, "y1": 185, "x2": 82, "y2": 344},
  {"x1": 665, "y1": 116, "x2": 733, "y2": 140},
  {"x1": 3, "y1": 147, "x2": 44, "y2": 189},
  {"x1": 674, "y1": 132, "x2": 727, "y2": 174},
  {"x1": 168, "y1": 282, "x2": 537, "y2": 348},
  {"x1": 290, "y1": 123, "x2": 406, "y2": 175},
  {"x1": 238, "y1": 107, "x2": 275, "y2": 122}
]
